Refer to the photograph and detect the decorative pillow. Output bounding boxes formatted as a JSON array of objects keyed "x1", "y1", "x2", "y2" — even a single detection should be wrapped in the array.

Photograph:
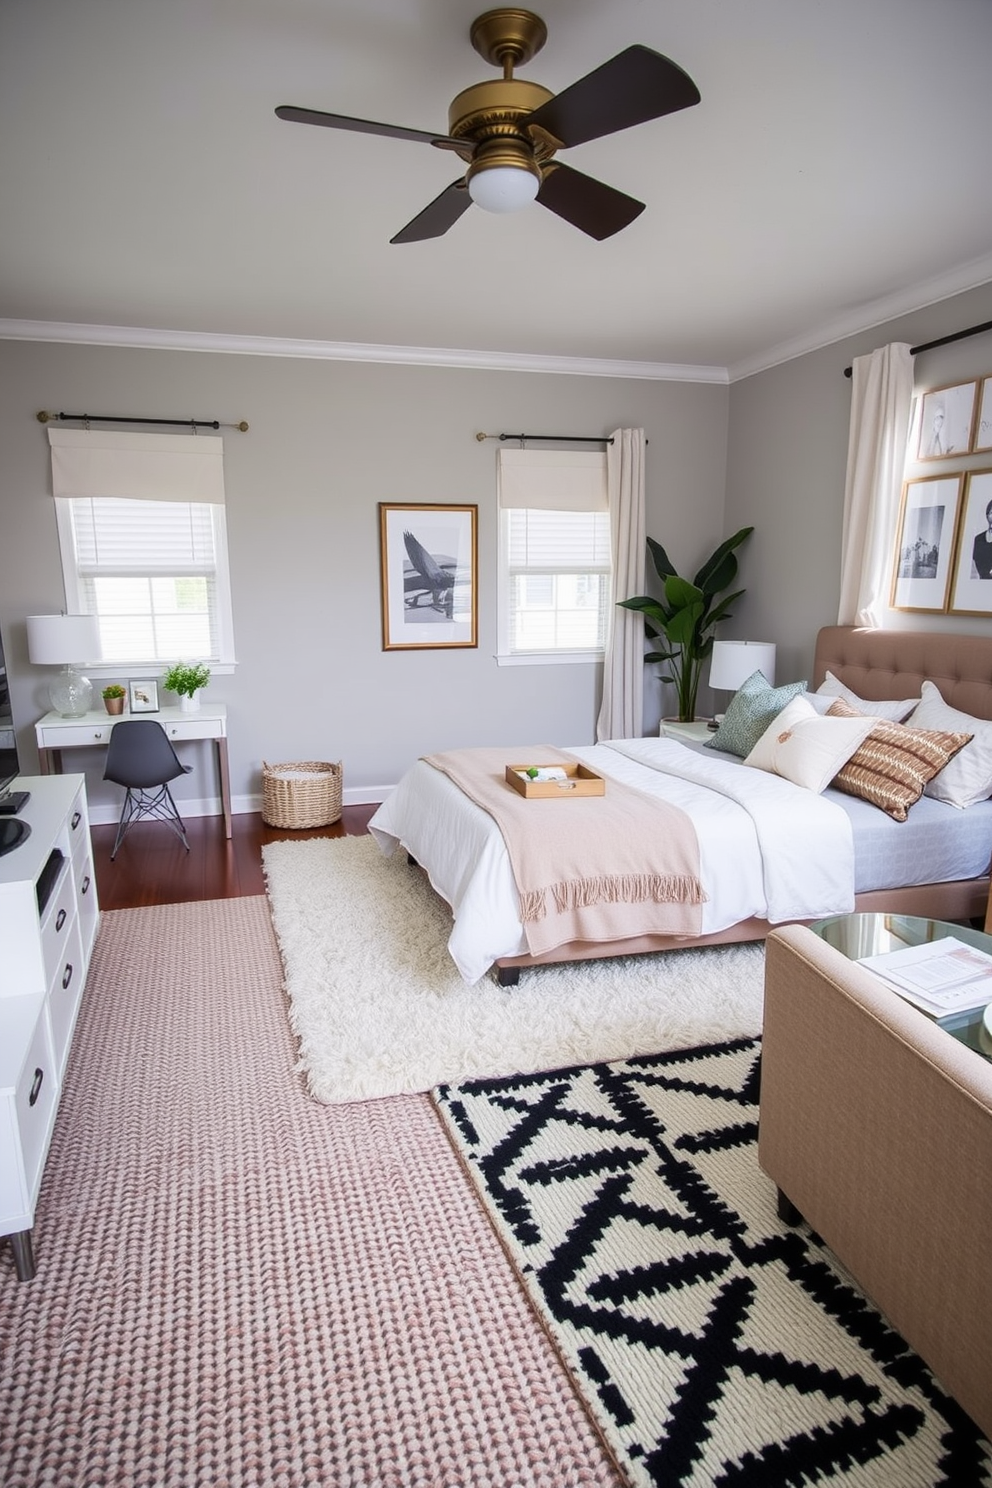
[
  {"x1": 906, "y1": 680, "x2": 992, "y2": 809},
  {"x1": 744, "y1": 696, "x2": 877, "y2": 793},
  {"x1": 815, "y1": 670, "x2": 919, "y2": 722},
  {"x1": 704, "y1": 670, "x2": 808, "y2": 758},
  {"x1": 827, "y1": 697, "x2": 973, "y2": 821}
]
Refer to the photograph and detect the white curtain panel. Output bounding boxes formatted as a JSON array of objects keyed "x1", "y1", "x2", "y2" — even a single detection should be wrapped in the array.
[
  {"x1": 596, "y1": 427, "x2": 646, "y2": 741},
  {"x1": 837, "y1": 343, "x2": 914, "y2": 626}
]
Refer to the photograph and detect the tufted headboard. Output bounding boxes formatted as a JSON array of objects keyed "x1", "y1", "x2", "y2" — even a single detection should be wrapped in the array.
[{"x1": 813, "y1": 626, "x2": 992, "y2": 722}]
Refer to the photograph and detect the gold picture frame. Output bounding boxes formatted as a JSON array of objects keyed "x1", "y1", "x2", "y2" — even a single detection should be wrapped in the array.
[
  {"x1": 379, "y1": 503, "x2": 478, "y2": 650},
  {"x1": 916, "y1": 379, "x2": 977, "y2": 461},
  {"x1": 948, "y1": 469, "x2": 992, "y2": 616},
  {"x1": 890, "y1": 474, "x2": 963, "y2": 613}
]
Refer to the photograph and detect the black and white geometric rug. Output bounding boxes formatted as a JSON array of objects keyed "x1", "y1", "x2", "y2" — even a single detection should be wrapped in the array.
[{"x1": 434, "y1": 1038, "x2": 992, "y2": 1487}]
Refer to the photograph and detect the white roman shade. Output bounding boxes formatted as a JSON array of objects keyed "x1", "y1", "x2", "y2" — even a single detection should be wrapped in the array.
[
  {"x1": 48, "y1": 428, "x2": 226, "y2": 503},
  {"x1": 497, "y1": 447, "x2": 608, "y2": 511}
]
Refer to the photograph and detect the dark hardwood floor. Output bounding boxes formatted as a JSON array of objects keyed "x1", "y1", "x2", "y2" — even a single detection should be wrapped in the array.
[{"x1": 91, "y1": 805, "x2": 378, "y2": 911}]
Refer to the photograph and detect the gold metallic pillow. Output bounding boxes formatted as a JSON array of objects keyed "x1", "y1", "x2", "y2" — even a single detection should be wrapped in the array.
[{"x1": 826, "y1": 698, "x2": 972, "y2": 821}]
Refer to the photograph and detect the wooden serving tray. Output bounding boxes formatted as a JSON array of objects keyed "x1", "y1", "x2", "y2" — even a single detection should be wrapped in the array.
[{"x1": 505, "y1": 763, "x2": 606, "y2": 798}]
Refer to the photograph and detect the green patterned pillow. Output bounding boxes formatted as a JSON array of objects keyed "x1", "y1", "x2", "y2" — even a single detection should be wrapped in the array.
[{"x1": 704, "y1": 670, "x2": 808, "y2": 758}]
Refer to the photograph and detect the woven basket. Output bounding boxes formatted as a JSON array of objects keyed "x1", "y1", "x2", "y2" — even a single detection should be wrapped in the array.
[{"x1": 261, "y1": 760, "x2": 343, "y2": 829}]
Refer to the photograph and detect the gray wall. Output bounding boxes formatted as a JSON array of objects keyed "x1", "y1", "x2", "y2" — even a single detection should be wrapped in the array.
[
  {"x1": 0, "y1": 340, "x2": 728, "y2": 817},
  {"x1": 4, "y1": 279, "x2": 992, "y2": 821},
  {"x1": 725, "y1": 282, "x2": 992, "y2": 687}
]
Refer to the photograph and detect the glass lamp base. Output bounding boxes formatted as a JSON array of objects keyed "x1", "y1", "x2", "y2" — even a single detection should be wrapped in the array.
[{"x1": 49, "y1": 665, "x2": 94, "y2": 718}]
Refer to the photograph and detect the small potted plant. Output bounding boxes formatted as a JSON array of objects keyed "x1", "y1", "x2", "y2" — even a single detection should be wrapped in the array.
[
  {"x1": 162, "y1": 661, "x2": 211, "y2": 713},
  {"x1": 102, "y1": 683, "x2": 127, "y2": 716}
]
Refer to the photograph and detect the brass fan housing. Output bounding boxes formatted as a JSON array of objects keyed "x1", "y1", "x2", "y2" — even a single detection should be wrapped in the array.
[
  {"x1": 447, "y1": 78, "x2": 556, "y2": 164},
  {"x1": 469, "y1": 9, "x2": 548, "y2": 69}
]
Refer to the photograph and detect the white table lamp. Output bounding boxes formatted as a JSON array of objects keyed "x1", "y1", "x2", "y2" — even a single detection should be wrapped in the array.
[
  {"x1": 708, "y1": 640, "x2": 777, "y2": 720},
  {"x1": 27, "y1": 614, "x2": 101, "y2": 717}
]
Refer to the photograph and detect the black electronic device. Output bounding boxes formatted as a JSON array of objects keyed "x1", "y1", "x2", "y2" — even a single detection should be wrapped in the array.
[
  {"x1": 0, "y1": 816, "x2": 30, "y2": 859},
  {"x1": 0, "y1": 616, "x2": 25, "y2": 822}
]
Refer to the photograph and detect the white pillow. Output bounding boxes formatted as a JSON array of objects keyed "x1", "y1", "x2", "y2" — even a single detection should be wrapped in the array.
[
  {"x1": 907, "y1": 680, "x2": 992, "y2": 809},
  {"x1": 744, "y1": 695, "x2": 877, "y2": 793},
  {"x1": 815, "y1": 670, "x2": 918, "y2": 722}
]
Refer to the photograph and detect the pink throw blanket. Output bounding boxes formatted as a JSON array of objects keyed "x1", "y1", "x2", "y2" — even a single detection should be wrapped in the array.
[{"x1": 422, "y1": 745, "x2": 705, "y2": 957}]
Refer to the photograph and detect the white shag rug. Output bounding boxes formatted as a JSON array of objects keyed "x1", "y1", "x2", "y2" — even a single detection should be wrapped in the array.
[{"x1": 261, "y1": 835, "x2": 765, "y2": 1104}]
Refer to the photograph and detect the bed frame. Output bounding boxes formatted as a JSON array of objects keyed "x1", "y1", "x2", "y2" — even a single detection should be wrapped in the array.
[{"x1": 493, "y1": 625, "x2": 992, "y2": 984}]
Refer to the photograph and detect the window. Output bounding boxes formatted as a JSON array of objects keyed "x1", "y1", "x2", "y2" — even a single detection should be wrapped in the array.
[
  {"x1": 48, "y1": 429, "x2": 235, "y2": 670},
  {"x1": 496, "y1": 447, "x2": 611, "y2": 662},
  {"x1": 56, "y1": 497, "x2": 234, "y2": 666}
]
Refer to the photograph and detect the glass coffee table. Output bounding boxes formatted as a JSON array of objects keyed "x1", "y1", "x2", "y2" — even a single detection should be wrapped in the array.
[{"x1": 811, "y1": 911, "x2": 992, "y2": 1063}]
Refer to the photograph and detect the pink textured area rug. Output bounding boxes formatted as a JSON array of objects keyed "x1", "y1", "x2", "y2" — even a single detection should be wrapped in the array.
[{"x1": 0, "y1": 897, "x2": 621, "y2": 1488}]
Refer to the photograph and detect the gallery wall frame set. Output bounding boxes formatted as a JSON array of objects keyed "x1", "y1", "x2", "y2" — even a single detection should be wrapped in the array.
[
  {"x1": 379, "y1": 503, "x2": 478, "y2": 650},
  {"x1": 891, "y1": 468, "x2": 992, "y2": 617},
  {"x1": 915, "y1": 376, "x2": 992, "y2": 461}
]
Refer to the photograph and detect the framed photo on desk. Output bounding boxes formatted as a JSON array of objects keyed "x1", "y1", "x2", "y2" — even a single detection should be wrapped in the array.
[{"x1": 128, "y1": 678, "x2": 159, "y2": 713}]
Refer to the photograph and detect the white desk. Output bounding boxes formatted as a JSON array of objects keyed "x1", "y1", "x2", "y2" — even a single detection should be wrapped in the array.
[{"x1": 34, "y1": 703, "x2": 232, "y2": 838}]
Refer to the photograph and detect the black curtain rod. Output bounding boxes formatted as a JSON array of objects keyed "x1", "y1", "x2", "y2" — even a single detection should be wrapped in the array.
[
  {"x1": 475, "y1": 431, "x2": 614, "y2": 444},
  {"x1": 37, "y1": 411, "x2": 249, "y2": 431},
  {"x1": 843, "y1": 318, "x2": 992, "y2": 377}
]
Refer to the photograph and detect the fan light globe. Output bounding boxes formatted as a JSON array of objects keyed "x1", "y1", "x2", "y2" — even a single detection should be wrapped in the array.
[{"x1": 468, "y1": 165, "x2": 540, "y2": 214}]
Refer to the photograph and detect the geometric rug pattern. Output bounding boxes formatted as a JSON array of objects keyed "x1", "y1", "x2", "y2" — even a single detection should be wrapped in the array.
[{"x1": 434, "y1": 1038, "x2": 992, "y2": 1488}]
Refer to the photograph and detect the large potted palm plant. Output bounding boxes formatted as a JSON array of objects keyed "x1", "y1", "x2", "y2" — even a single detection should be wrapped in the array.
[{"x1": 619, "y1": 526, "x2": 754, "y2": 721}]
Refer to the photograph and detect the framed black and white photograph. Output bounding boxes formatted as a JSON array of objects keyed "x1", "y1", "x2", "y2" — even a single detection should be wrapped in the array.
[
  {"x1": 128, "y1": 678, "x2": 160, "y2": 713},
  {"x1": 890, "y1": 474, "x2": 963, "y2": 612},
  {"x1": 379, "y1": 503, "x2": 478, "y2": 650},
  {"x1": 949, "y1": 469, "x2": 992, "y2": 615},
  {"x1": 916, "y1": 380, "x2": 977, "y2": 460},
  {"x1": 972, "y1": 376, "x2": 992, "y2": 453}
]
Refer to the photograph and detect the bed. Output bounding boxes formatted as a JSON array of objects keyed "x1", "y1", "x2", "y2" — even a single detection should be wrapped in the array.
[{"x1": 369, "y1": 626, "x2": 992, "y2": 984}]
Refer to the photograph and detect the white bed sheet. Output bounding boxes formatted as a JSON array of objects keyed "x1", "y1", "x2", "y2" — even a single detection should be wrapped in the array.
[{"x1": 369, "y1": 738, "x2": 857, "y2": 983}]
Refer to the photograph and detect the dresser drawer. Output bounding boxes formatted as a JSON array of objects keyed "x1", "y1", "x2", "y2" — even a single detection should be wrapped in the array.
[
  {"x1": 39, "y1": 866, "x2": 76, "y2": 991},
  {"x1": 48, "y1": 918, "x2": 84, "y2": 1077},
  {"x1": 14, "y1": 1014, "x2": 58, "y2": 1210}
]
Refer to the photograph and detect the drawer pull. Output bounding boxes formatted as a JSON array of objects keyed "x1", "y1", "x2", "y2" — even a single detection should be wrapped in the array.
[
  {"x1": 81, "y1": 874, "x2": 91, "y2": 896},
  {"x1": 29, "y1": 1068, "x2": 44, "y2": 1107},
  {"x1": 71, "y1": 811, "x2": 81, "y2": 831},
  {"x1": 62, "y1": 962, "x2": 73, "y2": 990},
  {"x1": 55, "y1": 908, "x2": 67, "y2": 933}
]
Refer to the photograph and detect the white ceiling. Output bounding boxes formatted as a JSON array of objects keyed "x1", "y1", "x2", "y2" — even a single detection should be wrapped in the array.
[{"x1": 3, "y1": 0, "x2": 992, "y2": 379}]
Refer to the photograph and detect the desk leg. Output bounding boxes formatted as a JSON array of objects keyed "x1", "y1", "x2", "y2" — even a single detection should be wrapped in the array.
[
  {"x1": 216, "y1": 738, "x2": 232, "y2": 838},
  {"x1": 37, "y1": 747, "x2": 58, "y2": 776}
]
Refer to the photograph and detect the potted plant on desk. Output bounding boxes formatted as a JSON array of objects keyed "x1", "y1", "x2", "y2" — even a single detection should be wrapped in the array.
[
  {"x1": 101, "y1": 684, "x2": 126, "y2": 716},
  {"x1": 162, "y1": 661, "x2": 211, "y2": 714}
]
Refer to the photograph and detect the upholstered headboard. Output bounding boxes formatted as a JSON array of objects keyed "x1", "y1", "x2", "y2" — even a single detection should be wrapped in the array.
[{"x1": 813, "y1": 626, "x2": 992, "y2": 722}]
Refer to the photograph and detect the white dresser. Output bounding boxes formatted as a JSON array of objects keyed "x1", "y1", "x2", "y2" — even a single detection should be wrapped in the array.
[{"x1": 0, "y1": 774, "x2": 99, "y2": 1280}]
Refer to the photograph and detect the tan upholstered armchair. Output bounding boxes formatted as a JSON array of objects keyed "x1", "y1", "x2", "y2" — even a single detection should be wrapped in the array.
[{"x1": 758, "y1": 922, "x2": 992, "y2": 1442}]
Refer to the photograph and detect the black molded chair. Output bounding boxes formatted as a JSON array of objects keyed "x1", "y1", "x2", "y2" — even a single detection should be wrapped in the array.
[{"x1": 103, "y1": 719, "x2": 193, "y2": 860}]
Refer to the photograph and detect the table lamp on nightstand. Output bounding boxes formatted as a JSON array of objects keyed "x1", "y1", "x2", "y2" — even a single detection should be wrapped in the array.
[
  {"x1": 27, "y1": 613, "x2": 101, "y2": 718},
  {"x1": 708, "y1": 640, "x2": 777, "y2": 723}
]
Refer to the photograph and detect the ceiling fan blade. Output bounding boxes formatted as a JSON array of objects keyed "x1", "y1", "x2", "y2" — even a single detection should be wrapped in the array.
[
  {"x1": 537, "y1": 163, "x2": 644, "y2": 240},
  {"x1": 525, "y1": 45, "x2": 700, "y2": 149},
  {"x1": 275, "y1": 105, "x2": 460, "y2": 151},
  {"x1": 390, "y1": 180, "x2": 472, "y2": 244}
]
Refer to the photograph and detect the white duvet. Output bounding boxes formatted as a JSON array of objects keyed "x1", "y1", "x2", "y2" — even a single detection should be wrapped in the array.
[{"x1": 369, "y1": 738, "x2": 856, "y2": 983}]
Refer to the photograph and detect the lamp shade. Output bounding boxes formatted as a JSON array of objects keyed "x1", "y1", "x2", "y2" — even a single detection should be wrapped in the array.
[
  {"x1": 709, "y1": 640, "x2": 777, "y2": 692},
  {"x1": 27, "y1": 613, "x2": 100, "y2": 664}
]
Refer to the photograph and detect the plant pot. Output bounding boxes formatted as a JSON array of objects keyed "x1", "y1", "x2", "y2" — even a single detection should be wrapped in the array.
[
  {"x1": 103, "y1": 696, "x2": 125, "y2": 715},
  {"x1": 179, "y1": 692, "x2": 200, "y2": 713}
]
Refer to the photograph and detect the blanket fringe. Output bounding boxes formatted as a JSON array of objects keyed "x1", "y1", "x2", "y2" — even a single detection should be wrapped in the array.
[{"x1": 519, "y1": 873, "x2": 706, "y2": 924}]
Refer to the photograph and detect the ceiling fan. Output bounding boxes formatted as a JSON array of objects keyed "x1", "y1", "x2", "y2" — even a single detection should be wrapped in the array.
[{"x1": 275, "y1": 7, "x2": 700, "y2": 244}]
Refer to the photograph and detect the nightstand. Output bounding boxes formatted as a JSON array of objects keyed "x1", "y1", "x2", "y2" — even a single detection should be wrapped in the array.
[{"x1": 659, "y1": 719, "x2": 715, "y2": 744}]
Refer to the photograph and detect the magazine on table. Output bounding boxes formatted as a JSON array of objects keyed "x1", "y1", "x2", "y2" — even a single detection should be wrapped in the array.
[{"x1": 858, "y1": 936, "x2": 992, "y2": 1017}]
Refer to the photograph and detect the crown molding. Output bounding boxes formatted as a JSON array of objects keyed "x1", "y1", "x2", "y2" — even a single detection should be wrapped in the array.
[
  {"x1": 728, "y1": 252, "x2": 992, "y2": 382},
  {"x1": 0, "y1": 319, "x2": 728, "y2": 385}
]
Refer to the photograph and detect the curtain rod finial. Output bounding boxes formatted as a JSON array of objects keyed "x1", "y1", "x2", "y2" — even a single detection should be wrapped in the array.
[
  {"x1": 37, "y1": 410, "x2": 52, "y2": 423},
  {"x1": 475, "y1": 431, "x2": 488, "y2": 441}
]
